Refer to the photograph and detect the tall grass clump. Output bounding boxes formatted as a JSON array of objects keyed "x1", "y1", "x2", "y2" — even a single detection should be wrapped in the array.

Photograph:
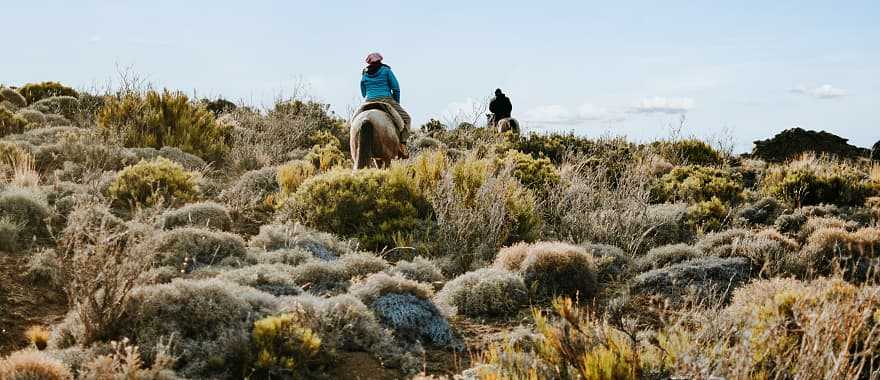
[
  {"x1": 98, "y1": 89, "x2": 232, "y2": 162},
  {"x1": 494, "y1": 241, "x2": 599, "y2": 301},
  {"x1": 0, "y1": 350, "x2": 73, "y2": 380}
]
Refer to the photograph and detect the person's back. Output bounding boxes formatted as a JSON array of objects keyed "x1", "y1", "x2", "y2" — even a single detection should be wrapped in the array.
[
  {"x1": 489, "y1": 89, "x2": 512, "y2": 122},
  {"x1": 358, "y1": 52, "x2": 411, "y2": 156}
]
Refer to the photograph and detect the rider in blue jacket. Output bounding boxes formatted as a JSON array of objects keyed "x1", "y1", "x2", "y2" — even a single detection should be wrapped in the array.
[{"x1": 361, "y1": 52, "x2": 411, "y2": 145}]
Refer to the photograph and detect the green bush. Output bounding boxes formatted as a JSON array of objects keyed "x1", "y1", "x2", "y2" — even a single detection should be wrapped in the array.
[
  {"x1": 652, "y1": 165, "x2": 743, "y2": 204},
  {"x1": 1, "y1": 107, "x2": 29, "y2": 137},
  {"x1": 761, "y1": 161, "x2": 876, "y2": 207},
  {"x1": 686, "y1": 196, "x2": 730, "y2": 232},
  {"x1": 276, "y1": 160, "x2": 316, "y2": 198},
  {"x1": 98, "y1": 89, "x2": 232, "y2": 161},
  {"x1": 17, "y1": 81, "x2": 77, "y2": 104},
  {"x1": 287, "y1": 169, "x2": 430, "y2": 251},
  {"x1": 651, "y1": 139, "x2": 723, "y2": 166},
  {"x1": 303, "y1": 143, "x2": 349, "y2": 172},
  {"x1": 108, "y1": 157, "x2": 199, "y2": 208},
  {"x1": 499, "y1": 150, "x2": 560, "y2": 191},
  {"x1": 251, "y1": 313, "x2": 328, "y2": 377}
]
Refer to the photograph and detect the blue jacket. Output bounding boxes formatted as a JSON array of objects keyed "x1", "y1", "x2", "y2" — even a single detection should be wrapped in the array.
[{"x1": 360, "y1": 65, "x2": 400, "y2": 102}]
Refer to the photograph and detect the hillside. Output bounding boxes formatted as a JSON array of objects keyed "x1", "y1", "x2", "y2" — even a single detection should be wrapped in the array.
[{"x1": 1, "y1": 81, "x2": 880, "y2": 379}]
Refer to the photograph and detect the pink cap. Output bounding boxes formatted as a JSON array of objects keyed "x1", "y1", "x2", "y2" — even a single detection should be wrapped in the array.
[{"x1": 365, "y1": 52, "x2": 383, "y2": 65}]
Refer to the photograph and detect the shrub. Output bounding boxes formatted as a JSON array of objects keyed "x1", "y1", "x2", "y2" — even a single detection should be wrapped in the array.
[
  {"x1": 78, "y1": 338, "x2": 178, "y2": 380},
  {"x1": 735, "y1": 197, "x2": 783, "y2": 226},
  {"x1": 0, "y1": 186, "x2": 51, "y2": 249},
  {"x1": 247, "y1": 248, "x2": 315, "y2": 267},
  {"x1": 586, "y1": 243, "x2": 635, "y2": 284},
  {"x1": 276, "y1": 160, "x2": 316, "y2": 197},
  {"x1": 303, "y1": 143, "x2": 349, "y2": 172},
  {"x1": 1, "y1": 107, "x2": 29, "y2": 137},
  {"x1": 58, "y1": 201, "x2": 125, "y2": 250},
  {"x1": 158, "y1": 201, "x2": 232, "y2": 231},
  {"x1": 638, "y1": 244, "x2": 702, "y2": 272},
  {"x1": 25, "y1": 249, "x2": 63, "y2": 286},
  {"x1": 147, "y1": 227, "x2": 247, "y2": 269},
  {"x1": 31, "y1": 96, "x2": 80, "y2": 120},
  {"x1": 495, "y1": 241, "x2": 599, "y2": 301},
  {"x1": 630, "y1": 257, "x2": 751, "y2": 305},
  {"x1": 652, "y1": 165, "x2": 743, "y2": 204},
  {"x1": 0, "y1": 87, "x2": 27, "y2": 108},
  {"x1": 338, "y1": 252, "x2": 389, "y2": 278},
  {"x1": 686, "y1": 196, "x2": 730, "y2": 232},
  {"x1": 98, "y1": 89, "x2": 232, "y2": 161},
  {"x1": 201, "y1": 98, "x2": 237, "y2": 116},
  {"x1": 218, "y1": 264, "x2": 302, "y2": 296},
  {"x1": 798, "y1": 227, "x2": 880, "y2": 282},
  {"x1": 761, "y1": 157, "x2": 876, "y2": 207},
  {"x1": 676, "y1": 278, "x2": 880, "y2": 379},
  {"x1": 287, "y1": 169, "x2": 430, "y2": 250},
  {"x1": 219, "y1": 166, "x2": 278, "y2": 233},
  {"x1": 248, "y1": 223, "x2": 351, "y2": 260},
  {"x1": 277, "y1": 294, "x2": 419, "y2": 372},
  {"x1": 391, "y1": 257, "x2": 444, "y2": 284},
  {"x1": 0, "y1": 350, "x2": 73, "y2": 380},
  {"x1": 124, "y1": 278, "x2": 278, "y2": 378},
  {"x1": 128, "y1": 146, "x2": 207, "y2": 171},
  {"x1": 351, "y1": 273, "x2": 460, "y2": 346},
  {"x1": 17, "y1": 81, "x2": 77, "y2": 104},
  {"x1": 16, "y1": 109, "x2": 46, "y2": 125},
  {"x1": 796, "y1": 216, "x2": 858, "y2": 242},
  {"x1": 651, "y1": 138, "x2": 723, "y2": 166},
  {"x1": 290, "y1": 261, "x2": 351, "y2": 295},
  {"x1": 0, "y1": 217, "x2": 22, "y2": 252},
  {"x1": 108, "y1": 157, "x2": 199, "y2": 208},
  {"x1": 251, "y1": 313, "x2": 328, "y2": 377},
  {"x1": 498, "y1": 150, "x2": 560, "y2": 191},
  {"x1": 436, "y1": 268, "x2": 528, "y2": 317}
]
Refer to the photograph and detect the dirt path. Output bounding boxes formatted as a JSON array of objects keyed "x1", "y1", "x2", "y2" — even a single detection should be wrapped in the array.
[{"x1": 0, "y1": 251, "x2": 68, "y2": 355}]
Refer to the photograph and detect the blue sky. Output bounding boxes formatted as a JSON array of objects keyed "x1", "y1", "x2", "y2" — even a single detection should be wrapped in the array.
[{"x1": 4, "y1": 0, "x2": 878, "y2": 151}]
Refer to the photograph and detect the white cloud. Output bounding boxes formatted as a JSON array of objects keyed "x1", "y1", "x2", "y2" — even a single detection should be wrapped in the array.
[
  {"x1": 791, "y1": 84, "x2": 847, "y2": 99},
  {"x1": 630, "y1": 97, "x2": 694, "y2": 114},
  {"x1": 522, "y1": 103, "x2": 618, "y2": 125}
]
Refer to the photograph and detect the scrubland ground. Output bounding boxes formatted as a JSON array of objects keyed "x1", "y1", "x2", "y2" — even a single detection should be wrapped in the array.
[{"x1": 1, "y1": 79, "x2": 880, "y2": 379}]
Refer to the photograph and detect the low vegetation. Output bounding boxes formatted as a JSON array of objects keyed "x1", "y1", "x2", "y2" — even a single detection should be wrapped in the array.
[{"x1": 2, "y1": 79, "x2": 878, "y2": 379}]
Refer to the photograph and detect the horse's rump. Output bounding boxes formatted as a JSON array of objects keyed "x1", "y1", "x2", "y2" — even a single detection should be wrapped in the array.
[{"x1": 353, "y1": 101, "x2": 406, "y2": 141}]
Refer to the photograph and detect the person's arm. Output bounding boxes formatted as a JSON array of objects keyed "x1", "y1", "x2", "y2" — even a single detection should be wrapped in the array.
[
  {"x1": 388, "y1": 69, "x2": 401, "y2": 103},
  {"x1": 360, "y1": 74, "x2": 366, "y2": 98},
  {"x1": 489, "y1": 97, "x2": 498, "y2": 113}
]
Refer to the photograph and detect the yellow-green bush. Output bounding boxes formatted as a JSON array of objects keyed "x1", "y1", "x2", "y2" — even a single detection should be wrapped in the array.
[
  {"x1": 303, "y1": 143, "x2": 348, "y2": 172},
  {"x1": 1, "y1": 107, "x2": 29, "y2": 137},
  {"x1": 251, "y1": 313, "x2": 328, "y2": 377},
  {"x1": 499, "y1": 149, "x2": 560, "y2": 191},
  {"x1": 276, "y1": 160, "x2": 317, "y2": 198},
  {"x1": 108, "y1": 157, "x2": 198, "y2": 208},
  {"x1": 652, "y1": 165, "x2": 743, "y2": 204},
  {"x1": 17, "y1": 81, "x2": 77, "y2": 105},
  {"x1": 686, "y1": 196, "x2": 730, "y2": 232},
  {"x1": 98, "y1": 89, "x2": 232, "y2": 161},
  {"x1": 651, "y1": 139, "x2": 723, "y2": 166},
  {"x1": 287, "y1": 168, "x2": 430, "y2": 250},
  {"x1": 761, "y1": 160, "x2": 876, "y2": 207}
]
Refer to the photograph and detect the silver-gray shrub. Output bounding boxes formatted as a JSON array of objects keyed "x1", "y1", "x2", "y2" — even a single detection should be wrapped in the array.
[
  {"x1": 248, "y1": 223, "x2": 352, "y2": 260},
  {"x1": 128, "y1": 146, "x2": 207, "y2": 171},
  {"x1": 391, "y1": 256, "x2": 444, "y2": 284},
  {"x1": 637, "y1": 243, "x2": 702, "y2": 272},
  {"x1": 630, "y1": 256, "x2": 751, "y2": 305},
  {"x1": 338, "y1": 252, "x2": 390, "y2": 278},
  {"x1": 435, "y1": 268, "x2": 528, "y2": 317},
  {"x1": 158, "y1": 201, "x2": 232, "y2": 231},
  {"x1": 290, "y1": 260, "x2": 350, "y2": 295},
  {"x1": 246, "y1": 247, "x2": 315, "y2": 266},
  {"x1": 31, "y1": 95, "x2": 80, "y2": 120},
  {"x1": 145, "y1": 227, "x2": 247, "y2": 269},
  {"x1": 369, "y1": 293, "x2": 460, "y2": 348},
  {"x1": 124, "y1": 278, "x2": 278, "y2": 378},
  {"x1": 16, "y1": 108, "x2": 46, "y2": 124},
  {"x1": 0, "y1": 186, "x2": 51, "y2": 249},
  {"x1": 217, "y1": 263, "x2": 302, "y2": 296}
]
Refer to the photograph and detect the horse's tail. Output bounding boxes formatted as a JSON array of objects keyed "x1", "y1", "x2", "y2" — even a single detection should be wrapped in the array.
[
  {"x1": 510, "y1": 118, "x2": 521, "y2": 134},
  {"x1": 356, "y1": 120, "x2": 373, "y2": 169}
]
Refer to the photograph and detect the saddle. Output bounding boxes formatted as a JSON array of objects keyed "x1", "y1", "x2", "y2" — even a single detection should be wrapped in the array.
[{"x1": 353, "y1": 101, "x2": 407, "y2": 140}]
